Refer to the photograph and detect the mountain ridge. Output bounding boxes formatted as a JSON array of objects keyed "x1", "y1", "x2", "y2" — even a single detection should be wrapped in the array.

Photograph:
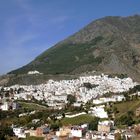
[{"x1": 8, "y1": 15, "x2": 140, "y2": 82}]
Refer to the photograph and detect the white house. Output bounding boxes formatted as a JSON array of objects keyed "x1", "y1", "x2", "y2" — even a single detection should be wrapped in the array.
[
  {"x1": 70, "y1": 129, "x2": 82, "y2": 138},
  {"x1": 13, "y1": 127, "x2": 26, "y2": 138},
  {"x1": 98, "y1": 120, "x2": 114, "y2": 133},
  {"x1": 89, "y1": 105, "x2": 108, "y2": 118},
  {"x1": 0, "y1": 102, "x2": 9, "y2": 111},
  {"x1": 27, "y1": 70, "x2": 42, "y2": 75}
]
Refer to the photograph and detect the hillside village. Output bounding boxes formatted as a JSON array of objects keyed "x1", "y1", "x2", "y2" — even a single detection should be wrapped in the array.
[
  {"x1": 1, "y1": 73, "x2": 136, "y2": 105},
  {"x1": 1, "y1": 73, "x2": 140, "y2": 139}
]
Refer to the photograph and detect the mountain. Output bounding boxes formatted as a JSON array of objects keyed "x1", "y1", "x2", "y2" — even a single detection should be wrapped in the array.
[{"x1": 9, "y1": 15, "x2": 140, "y2": 82}]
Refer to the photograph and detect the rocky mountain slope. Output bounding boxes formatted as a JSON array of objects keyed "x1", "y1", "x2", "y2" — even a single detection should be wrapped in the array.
[{"x1": 8, "y1": 15, "x2": 140, "y2": 82}]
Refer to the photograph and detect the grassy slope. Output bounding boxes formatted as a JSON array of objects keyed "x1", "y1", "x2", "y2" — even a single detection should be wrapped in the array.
[
  {"x1": 61, "y1": 114, "x2": 95, "y2": 125},
  {"x1": 19, "y1": 101, "x2": 47, "y2": 111},
  {"x1": 10, "y1": 37, "x2": 104, "y2": 75},
  {"x1": 114, "y1": 100, "x2": 140, "y2": 118}
]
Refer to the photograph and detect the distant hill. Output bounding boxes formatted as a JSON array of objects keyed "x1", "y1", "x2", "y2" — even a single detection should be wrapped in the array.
[{"x1": 8, "y1": 15, "x2": 140, "y2": 82}]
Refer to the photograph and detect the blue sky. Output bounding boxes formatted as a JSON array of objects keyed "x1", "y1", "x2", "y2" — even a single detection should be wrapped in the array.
[{"x1": 0, "y1": 0, "x2": 140, "y2": 74}]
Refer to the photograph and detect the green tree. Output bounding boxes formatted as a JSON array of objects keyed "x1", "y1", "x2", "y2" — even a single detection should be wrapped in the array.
[
  {"x1": 83, "y1": 83, "x2": 92, "y2": 89},
  {"x1": 0, "y1": 126, "x2": 14, "y2": 139},
  {"x1": 62, "y1": 113, "x2": 65, "y2": 118},
  {"x1": 127, "y1": 111, "x2": 134, "y2": 117},
  {"x1": 50, "y1": 122, "x2": 60, "y2": 131},
  {"x1": 67, "y1": 94, "x2": 76, "y2": 104},
  {"x1": 115, "y1": 114, "x2": 135, "y2": 126},
  {"x1": 89, "y1": 117, "x2": 100, "y2": 130}
]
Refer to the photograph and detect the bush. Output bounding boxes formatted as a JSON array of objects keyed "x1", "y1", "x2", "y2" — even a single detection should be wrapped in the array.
[{"x1": 88, "y1": 117, "x2": 100, "y2": 131}]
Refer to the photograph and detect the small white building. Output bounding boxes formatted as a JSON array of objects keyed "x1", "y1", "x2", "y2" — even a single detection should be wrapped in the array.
[
  {"x1": 93, "y1": 95, "x2": 125, "y2": 105},
  {"x1": 27, "y1": 70, "x2": 42, "y2": 75},
  {"x1": 0, "y1": 102, "x2": 9, "y2": 111},
  {"x1": 113, "y1": 95, "x2": 125, "y2": 102},
  {"x1": 98, "y1": 120, "x2": 114, "y2": 133},
  {"x1": 73, "y1": 102, "x2": 82, "y2": 107},
  {"x1": 89, "y1": 105, "x2": 108, "y2": 118},
  {"x1": 12, "y1": 102, "x2": 19, "y2": 110},
  {"x1": 13, "y1": 127, "x2": 26, "y2": 138},
  {"x1": 70, "y1": 129, "x2": 82, "y2": 138},
  {"x1": 32, "y1": 119, "x2": 40, "y2": 124}
]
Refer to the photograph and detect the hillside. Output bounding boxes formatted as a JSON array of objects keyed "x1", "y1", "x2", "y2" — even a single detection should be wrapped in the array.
[{"x1": 8, "y1": 15, "x2": 140, "y2": 82}]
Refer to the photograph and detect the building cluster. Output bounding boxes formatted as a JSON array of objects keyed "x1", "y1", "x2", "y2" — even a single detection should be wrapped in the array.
[
  {"x1": 12, "y1": 120, "x2": 136, "y2": 140},
  {"x1": 0, "y1": 101, "x2": 19, "y2": 111},
  {"x1": 0, "y1": 74, "x2": 137, "y2": 107}
]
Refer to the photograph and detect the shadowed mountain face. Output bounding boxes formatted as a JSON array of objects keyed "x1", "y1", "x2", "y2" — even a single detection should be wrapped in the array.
[{"x1": 9, "y1": 15, "x2": 140, "y2": 81}]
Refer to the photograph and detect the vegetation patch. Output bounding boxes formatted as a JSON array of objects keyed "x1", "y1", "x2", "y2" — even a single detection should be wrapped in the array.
[
  {"x1": 114, "y1": 100, "x2": 140, "y2": 118},
  {"x1": 61, "y1": 114, "x2": 95, "y2": 125},
  {"x1": 19, "y1": 101, "x2": 47, "y2": 111}
]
